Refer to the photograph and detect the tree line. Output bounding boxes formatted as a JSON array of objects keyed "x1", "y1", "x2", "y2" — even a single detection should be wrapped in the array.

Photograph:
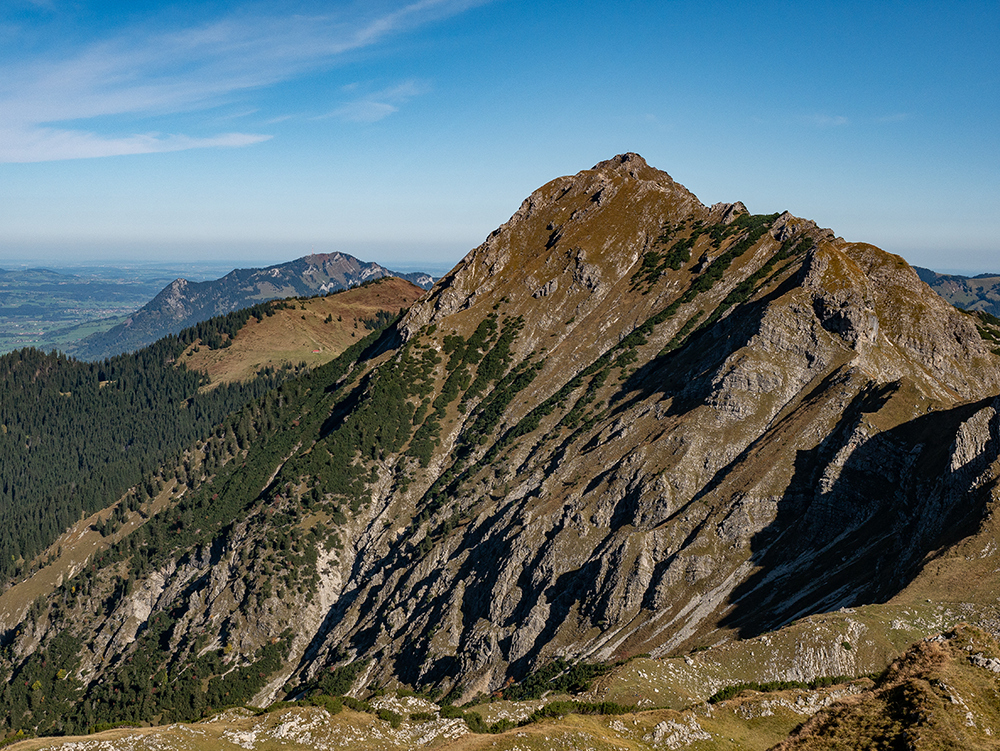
[{"x1": 0, "y1": 301, "x2": 299, "y2": 584}]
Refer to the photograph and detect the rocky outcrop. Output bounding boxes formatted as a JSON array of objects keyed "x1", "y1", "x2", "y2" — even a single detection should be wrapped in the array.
[{"x1": 774, "y1": 625, "x2": 1000, "y2": 750}]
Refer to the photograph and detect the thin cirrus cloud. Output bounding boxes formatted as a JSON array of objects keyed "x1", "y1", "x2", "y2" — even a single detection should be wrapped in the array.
[
  {"x1": 799, "y1": 113, "x2": 910, "y2": 130},
  {"x1": 0, "y1": 128, "x2": 272, "y2": 164},
  {"x1": 876, "y1": 113, "x2": 910, "y2": 123},
  {"x1": 804, "y1": 114, "x2": 850, "y2": 128},
  {"x1": 0, "y1": 0, "x2": 490, "y2": 163},
  {"x1": 320, "y1": 80, "x2": 430, "y2": 123}
]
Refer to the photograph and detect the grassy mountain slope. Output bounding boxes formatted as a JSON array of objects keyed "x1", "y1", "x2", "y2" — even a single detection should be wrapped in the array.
[
  {"x1": 66, "y1": 254, "x2": 434, "y2": 360},
  {"x1": 0, "y1": 279, "x2": 418, "y2": 608},
  {"x1": 181, "y1": 277, "x2": 425, "y2": 383},
  {"x1": 773, "y1": 624, "x2": 1000, "y2": 750},
  {"x1": 0, "y1": 340, "x2": 285, "y2": 585},
  {"x1": 0, "y1": 697, "x2": 826, "y2": 751},
  {"x1": 12, "y1": 626, "x2": 1000, "y2": 750},
  {"x1": 4, "y1": 154, "x2": 1000, "y2": 745}
]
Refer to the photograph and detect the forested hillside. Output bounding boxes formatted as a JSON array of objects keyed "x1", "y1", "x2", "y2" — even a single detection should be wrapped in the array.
[
  {"x1": 0, "y1": 278, "x2": 420, "y2": 589},
  {"x1": 0, "y1": 326, "x2": 393, "y2": 736},
  {"x1": 0, "y1": 299, "x2": 309, "y2": 584}
]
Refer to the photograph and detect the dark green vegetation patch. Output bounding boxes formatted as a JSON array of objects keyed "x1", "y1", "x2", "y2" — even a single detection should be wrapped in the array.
[
  {"x1": 708, "y1": 675, "x2": 855, "y2": 704},
  {"x1": 0, "y1": 335, "x2": 291, "y2": 582}
]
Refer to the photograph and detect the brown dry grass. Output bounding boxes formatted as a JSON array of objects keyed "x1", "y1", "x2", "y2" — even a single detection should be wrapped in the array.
[
  {"x1": 182, "y1": 278, "x2": 425, "y2": 384},
  {"x1": 4, "y1": 702, "x2": 801, "y2": 751},
  {"x1": 771, "y1": 625, "x2": 1000, "y2": 750}
]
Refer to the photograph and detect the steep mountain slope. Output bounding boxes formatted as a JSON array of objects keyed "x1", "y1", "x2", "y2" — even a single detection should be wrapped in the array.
[
  {"x1": 4, "y1": 154, "x2": 1000, "y2": 741},
  {"x1": 66, "y1": 253, "x2": 434, "y2": 360},
  {"x1": 0, "y1": 280, "x2": 419, "y2": 594},
  {"x1": 916, "y1": 266, "x2": 1000, "y2": 317},
  {"x1": 306, "y1": 153, "x2": 1000, "y2": 691},
  {"x1": 0, "y1": 338, "x2": 287, "y2": 585}
]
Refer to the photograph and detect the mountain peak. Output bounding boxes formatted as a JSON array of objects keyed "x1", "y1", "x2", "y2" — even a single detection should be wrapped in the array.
[
  {"x1": 68, "y1": 252, "x2": 435, "y2": 359},
  {"x1": 399, "y1": 154, "x2": 705, "y2": 338},
  {"x1": 10, "y1": 156, "x2": 1000, "y2": 747},
  {"x1": 593, "y1": 151, "x2": 647, "y2": 168},
  {"x1": 591, "y1": 150, "x2": 650, "y2": 172},
  {"x1": 590, "y1": 151, "x2": 680, "y2": 185}
]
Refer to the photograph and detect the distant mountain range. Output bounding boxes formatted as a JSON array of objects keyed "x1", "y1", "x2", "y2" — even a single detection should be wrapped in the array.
[
  {"x1": 65, "y1": 253, "x2": 435, "y2": 360},
  {"x1": 915, "y1": 266, "x2": 1000, "y2": 317},
  {"x1": 0, "y1": 267, "x2": 74, "y2": 283}
]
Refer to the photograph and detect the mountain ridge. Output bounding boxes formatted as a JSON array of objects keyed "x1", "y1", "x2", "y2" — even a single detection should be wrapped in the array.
[
  {"x1": 915, "y1": 265, "x2": 1000, "y2": 318},
  {"x1": 179, "y1": 276, "x2": 426, "y2": 384},
  {"x1": 65, "y1": 252, "x2": 434, "y2": 360},
  {"x1": 3, "y1": 154, "x2": 1000, "y2": 746}
]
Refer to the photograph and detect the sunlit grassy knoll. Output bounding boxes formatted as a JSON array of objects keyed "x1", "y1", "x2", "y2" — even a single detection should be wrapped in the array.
[{"x1": 182, "y1": 278, "x2": 425, "y2": 384}]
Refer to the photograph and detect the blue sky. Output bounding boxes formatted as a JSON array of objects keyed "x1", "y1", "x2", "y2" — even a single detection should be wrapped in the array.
[{"x1": 1, "y1": 0, "x2": 997, "y2": 274}]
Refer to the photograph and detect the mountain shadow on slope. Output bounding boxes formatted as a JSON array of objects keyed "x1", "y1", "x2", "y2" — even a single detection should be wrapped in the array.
[
  {"x1": 607, "y1": 258, "x2": 810, "y2": 423},
  {"x1": 721, "y1": 393, "x2": 999, "y2": 638}
]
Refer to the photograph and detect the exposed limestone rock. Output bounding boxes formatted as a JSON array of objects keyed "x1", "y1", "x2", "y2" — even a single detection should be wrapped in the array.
[
  {"x1": 970, "y1": 652, "x2": 1000, "y2": 673},
  {"x1": 644, "y1": 716, "x2": 712, "y2": 748},
  {"x1": 950, "y1": 398, "x2": 999, "y2": 472},
  {"x1": 707, "y1": 200, "x2": 748, "y2": 225}
]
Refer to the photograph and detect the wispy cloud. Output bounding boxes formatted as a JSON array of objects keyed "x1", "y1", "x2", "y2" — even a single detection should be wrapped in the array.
[
  {"x1": 804, "y1": 114, "x2": 850, "y2": 128},
  {"x1": 211, "y1": 109, "x2": 261, "y2": 123},
  {"x1": 320, "y1": 79, "x2": 430, "y2": 123},
  {"x1": 0, "y1": 0, "x2": 489, "y2": 162},
  {"x1": 0, "y1": 127, "x2": 272, "y2": 164},
  {"x1": 331, "y1": 101, "x2": 400, "y2": 123}
]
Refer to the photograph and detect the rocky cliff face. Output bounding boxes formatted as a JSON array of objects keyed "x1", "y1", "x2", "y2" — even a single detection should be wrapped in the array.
[{"x1": 6, "y1": 154, "x2": 1000, "y2": 734}]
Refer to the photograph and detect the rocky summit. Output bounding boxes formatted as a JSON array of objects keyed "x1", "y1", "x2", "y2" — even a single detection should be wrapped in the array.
[{"x1": 4, "y1": 154, "x2": 1000, "y2": 748}]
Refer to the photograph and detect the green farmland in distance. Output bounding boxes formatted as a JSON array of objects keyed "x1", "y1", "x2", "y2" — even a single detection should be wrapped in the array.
[{"x1": 0, "y1": 263, "x2": 234, "y2": 355}]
